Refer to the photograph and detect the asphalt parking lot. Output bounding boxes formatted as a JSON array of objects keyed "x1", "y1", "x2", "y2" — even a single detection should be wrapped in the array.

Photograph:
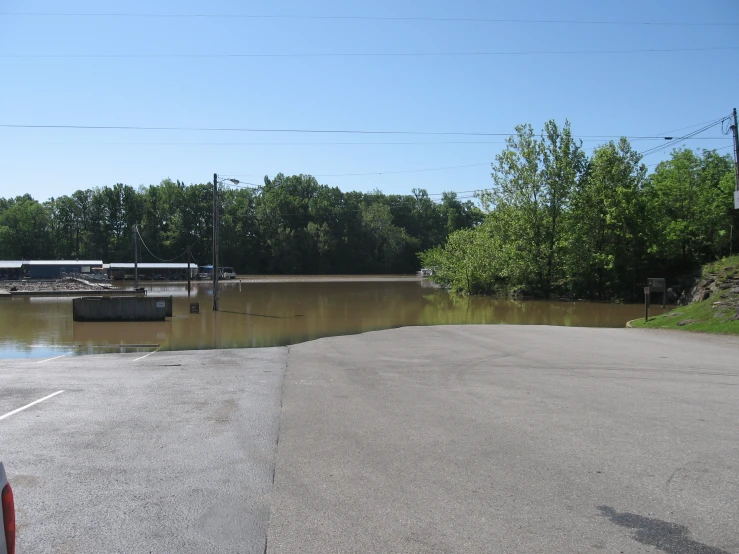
[
  {"x1": 1, "y1": 326, "x2": 738, "y2": 553},
  {"x1": 0, "y1": 347, "x2": 287, "y2": 553}
]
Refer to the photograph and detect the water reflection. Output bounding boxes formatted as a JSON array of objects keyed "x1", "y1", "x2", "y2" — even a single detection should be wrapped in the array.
[{"x1": 0, "y1": 278, "x2": 664, "y2": 356}]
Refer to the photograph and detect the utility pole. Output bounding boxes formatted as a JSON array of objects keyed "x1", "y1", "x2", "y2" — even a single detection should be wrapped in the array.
[
  {"x1": 187, "y1": 246, "x2": 191, "y2": 297},
  {"x1": 731, "y1": 109, "x2": 739, "y2": 259},
  {"x1": 212, "y1": 173, "x2": 219, "y2": 311},
  {"x1": 133, "y1": 224, "x2": 139, "y2": 289},
  {"x1": 732, "y1": 108, "x2": 739, "y2": 195}
]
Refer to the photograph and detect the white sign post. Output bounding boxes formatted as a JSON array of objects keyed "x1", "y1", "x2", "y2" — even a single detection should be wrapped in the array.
[{"x1": 734, "y1": 190, "x2": 739, "y2": 210}]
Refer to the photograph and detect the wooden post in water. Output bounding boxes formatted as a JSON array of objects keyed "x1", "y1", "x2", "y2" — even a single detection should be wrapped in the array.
[{"x1": 187, "y1": 247, "x2": 191, "y2": 297}]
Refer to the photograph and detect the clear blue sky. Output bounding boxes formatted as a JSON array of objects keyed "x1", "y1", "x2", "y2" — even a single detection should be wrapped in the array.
[{"x1": 1, "y1": 0, "x2": 737, "y2": 201}]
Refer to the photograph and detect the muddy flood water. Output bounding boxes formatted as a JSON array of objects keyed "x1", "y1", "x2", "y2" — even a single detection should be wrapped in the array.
[{"x1": 0, "y1": 276, "x2": 664, "y2": 358}]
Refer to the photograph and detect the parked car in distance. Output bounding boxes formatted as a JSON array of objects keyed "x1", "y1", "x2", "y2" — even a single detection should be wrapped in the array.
[
  {"x1": 0, "y1": 460, "x2": 15, "y2": 554},
  {"x1": 221, "y1": 266, "x2": 237, "y2": 279}
]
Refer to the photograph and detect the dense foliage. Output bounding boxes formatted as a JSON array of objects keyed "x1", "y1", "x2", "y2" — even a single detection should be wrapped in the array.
[
  {"x1": 0, "y1": 175, "x2": 482, "y2": 274},
  {"x1": 421, "y1": 120, "x2": 736, "y2": 300}
]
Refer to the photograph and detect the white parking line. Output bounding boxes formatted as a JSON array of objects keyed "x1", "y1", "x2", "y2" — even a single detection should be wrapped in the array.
[
  {"x1": 0, "y1": 390, "x2": 65, "y2": 421},
  {"x1": 132, "y1": 348, "x2": 160, "y2": 362},
  {"x1": 35, "y1": 352, "x2": 73, "y2": 364}
]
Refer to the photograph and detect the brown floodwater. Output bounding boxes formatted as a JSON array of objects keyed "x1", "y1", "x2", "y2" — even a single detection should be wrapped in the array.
[{"x1": 0, "y1": 277, "x2": 664, "y2": 358}]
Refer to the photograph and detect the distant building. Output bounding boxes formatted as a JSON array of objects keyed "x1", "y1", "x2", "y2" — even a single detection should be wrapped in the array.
[
  {"x1": 27, "y1": 260, "x2": 103, "y2": 279},
  {"x1": 106, "y1": 262, "x2": 197, "y2": 280},
  {"x1": 0, "y1": 260, "x2": 198, "y2": 280},
  {"x1": 0, "y1": 260, "x2": 24, "y2": 280}
]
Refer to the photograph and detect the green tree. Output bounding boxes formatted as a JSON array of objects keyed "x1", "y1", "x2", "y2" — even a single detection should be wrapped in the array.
[
  {"x1": 568, "y1": 138, "x2": 647, "y2": 299},
  {"x1": 361, "y1": 203, "x2": 417, "y2": 272},
  {"x1": 0, "y1": 195, "x2": 51, "y2": 259},
  {"x1": 0, "y1": 174, "x2": 489, "y2": 274},
  {"x1": 46, "y1": 195, "x2": 81, "y2": 258},
  {"x1": 480, "y1": 120, "x2": 585, "y2": 297},
  {"x1": 419, "y1": 222, "x2": 502, "y2": 294},
  {"x1": 645, "y1": 149, "x2": 735, "y2": 269}
]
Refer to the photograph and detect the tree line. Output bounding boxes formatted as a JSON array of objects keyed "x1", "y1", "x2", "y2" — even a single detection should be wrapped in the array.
[
  {"x1": 2, "y1": 119, "x2": 734, "y2": 296},
  {"x1": 421, "y1": 120, "x2": 737, "y2": 300},
  {"x1": 0, "y1": 175, "x2": 482, "y2": 274}
]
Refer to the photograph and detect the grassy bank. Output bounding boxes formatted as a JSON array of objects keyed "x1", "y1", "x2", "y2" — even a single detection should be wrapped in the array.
[{"x1": 631, "y1": 256, "x2": 739, "y2": 334}]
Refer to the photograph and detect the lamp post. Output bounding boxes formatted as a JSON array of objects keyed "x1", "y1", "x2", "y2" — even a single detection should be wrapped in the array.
[
  {"x1": 212, "y1": 174, "x2": 240, "y2": 311},
  {"x1": 133, "y1": 224, "x2": 138, "y2": 290}
]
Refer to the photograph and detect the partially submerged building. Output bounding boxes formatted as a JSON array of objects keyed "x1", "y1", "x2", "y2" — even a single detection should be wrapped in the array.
[
  {"x1": 0, "y1": 261, "x2": 24, "y2": 280},
  {"x1": 0, "y1": 260, "x2": 197, "y2": 280},
  {"x1": 106, "y1": 262, "x2": 197, "y2": 280},
  {"x1": 27, "y1": 260, "x2": 103, "y2": 279}
]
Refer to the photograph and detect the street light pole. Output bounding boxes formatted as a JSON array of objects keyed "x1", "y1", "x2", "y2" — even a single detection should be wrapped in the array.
[
  {"x1": 212, "y1": 174, "x2": 241, "y2": 312},
  {"x1": 133, "y1": 224, "x2": 139, "y2": 290}
]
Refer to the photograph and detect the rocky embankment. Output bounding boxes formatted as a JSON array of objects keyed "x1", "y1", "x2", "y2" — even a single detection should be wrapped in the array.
[
  {"x1": 630, "y1": 257, "x2": 739, "y2": 332},
  {"x1": 679, "y1": 266, "x2": 739, "y2": 313},
  {"x1": 0, "y1": 277, "x2": 114, "y2": 293}
]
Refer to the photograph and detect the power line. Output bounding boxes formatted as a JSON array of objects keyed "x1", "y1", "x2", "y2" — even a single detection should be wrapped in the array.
[
  {"x1": 2, "y1": 12, "x2": 736, "y2": 26},
  {"x1": 237, "y1": 146, "x2": 736, "y2": 195},
  {"x1": 130, "y1": 141, "x2": 737, "y2": 212},
  {"x1": 639, "y1": 116, "x2": 732, "y2": 157},
  {"x1": 640, "y1": 115, "x2": 730, "y2": 155},
  {"x1": 136, "y1": 228, "x2": 201, "y2": 262},
  {"x1": 3, "y1": 47, "x2": 737, "y2": 59},
  {"x1": 0, "y1": 123, "x2": 520, "y2": 136},
  {"x1": 216, "y1": 116, "x2": 732, "y2": 184},
  {"x1": 195, "y1": 125, "x2": 738, "y2": 200},
  {"x1": 216, "y1": 176, "x2": 492, "y2": 196},
  {"x1": 27, "y1": 140, "x2": 514, "y2": 146},
  {"x1": 221, "y1": 182, "x2": 492, "y2": 197},
  {"x1": 216, "y1": 176, "x2": 262, "y2": 187},
  {"x1": 216, "y1": 151, "x2": 728, "y2": 204},
  {"x1": 653, "y1": 117, "x2": 734, "y2": 137},
  {"x1": 644, "y1": 144, "x2": 734, "y2": 167},
  {"x1": 223, "y1": 182, "x2": 262, "y2": 189},
  {"x1": 0, "y1": 122, "x2": 728, "y2": 139},
  {"x1": 10, "y1": 137, "x2": 730, "y2": 147},
  {"x1": 223, "y1": 163, "x2": 490, "y2": 178},
  {"x1": 201, "y1": 141, "x2": 736, "y2": 196},
  {"x1": 250, "y1": 199, "x2": 486, "y2": 218},
  {"x1": 221, "y1": 139, "x2": 730, "y2": 179},
  {"x1": 426, "y1": 188, "x2": 492, "y2": 197}
]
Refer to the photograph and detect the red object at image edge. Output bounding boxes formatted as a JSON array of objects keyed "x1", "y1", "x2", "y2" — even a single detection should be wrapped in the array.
[{"x1": 2, "y1": 483, "x2": 15, "y2": 554}]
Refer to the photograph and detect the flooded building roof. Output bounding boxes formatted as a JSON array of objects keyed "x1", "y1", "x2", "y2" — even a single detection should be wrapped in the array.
[
  {"x1": 27, "y1": 260, "x2": 103, "y2": 266},
  {"x1": 0, "y1": 261, "x2": 24, "y2": 269}
]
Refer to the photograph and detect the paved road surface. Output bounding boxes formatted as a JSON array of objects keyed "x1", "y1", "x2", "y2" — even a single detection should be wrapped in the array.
[
  {"x1": 0, "y1": 347, "x2": 287, "y2": 553},
  {"x1": 1, "y1": 326, "x2": 738, "y2": 553},
  {"x1": 267, "y1": 326, "x2": 739, "y2": 554}
]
